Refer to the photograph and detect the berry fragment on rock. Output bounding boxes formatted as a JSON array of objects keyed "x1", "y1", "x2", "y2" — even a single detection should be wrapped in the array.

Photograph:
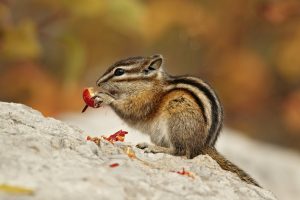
[
  {"x1": 86, "y1": 130, "x2": 129, "y2": 145},
  {"x1": 109, "y1": 163, "x2": 119, "y2": 168},
  {"x1": 103, "y1": 130, "x2": 128, "y2": 143}
]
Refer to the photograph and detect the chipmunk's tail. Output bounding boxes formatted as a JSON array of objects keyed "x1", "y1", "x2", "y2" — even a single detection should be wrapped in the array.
[{"x1": 202, "y1": 146, "x2": 261, "y2": 187}]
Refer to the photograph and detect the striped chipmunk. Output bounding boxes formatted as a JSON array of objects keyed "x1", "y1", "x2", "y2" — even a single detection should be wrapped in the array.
[{"x1": 95, "y1": 54, "x2": 260, "y2": 187}]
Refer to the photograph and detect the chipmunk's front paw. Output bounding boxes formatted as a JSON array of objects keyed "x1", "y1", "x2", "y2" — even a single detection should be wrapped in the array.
[
  {"x1": 136, "y1": 142, "x2": 149, "y2": 149},
  {"x1": 136, "y1": 142, "x2": 160, "y2": 153},
  {"x1": 143, "y1": 146, "x2": 164, "y2": 154},
  {"x1": 137, "y1": 144, "x2": 169, "y2": 154}
]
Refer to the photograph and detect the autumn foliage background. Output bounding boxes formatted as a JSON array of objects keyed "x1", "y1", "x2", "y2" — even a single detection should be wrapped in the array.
[{"x1": 0, "y1": 0, "x2": 300, "y2": 151}]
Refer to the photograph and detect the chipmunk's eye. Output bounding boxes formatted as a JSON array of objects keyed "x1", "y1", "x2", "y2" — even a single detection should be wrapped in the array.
[{"x1": 114, "y1": 68, "x2": 125, "y2": 76}]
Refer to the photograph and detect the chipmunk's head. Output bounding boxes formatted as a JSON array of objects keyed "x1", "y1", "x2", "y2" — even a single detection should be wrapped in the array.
[{"x1": 96, "y1": 54, "x2": 165, "y2": 98}]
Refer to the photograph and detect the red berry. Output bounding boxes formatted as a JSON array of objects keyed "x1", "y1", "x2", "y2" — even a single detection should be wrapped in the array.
[{"x1": 82, "y1": 87, "x2": 101, "y2": 112}]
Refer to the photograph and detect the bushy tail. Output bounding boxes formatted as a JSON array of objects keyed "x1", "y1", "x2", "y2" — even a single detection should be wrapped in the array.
[{"x1": 202, "y1": 146, "x2": 261, "y2": 187}]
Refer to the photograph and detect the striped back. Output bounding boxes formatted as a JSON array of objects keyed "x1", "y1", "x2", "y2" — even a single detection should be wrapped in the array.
[{"x1": 168, "y1": 76, "x2": 223, "y2": 146}]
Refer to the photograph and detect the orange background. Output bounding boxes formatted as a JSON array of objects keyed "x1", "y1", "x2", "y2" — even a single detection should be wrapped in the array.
[{"x1": 0, "y1": 0, "x2": 300, "y2": 150}]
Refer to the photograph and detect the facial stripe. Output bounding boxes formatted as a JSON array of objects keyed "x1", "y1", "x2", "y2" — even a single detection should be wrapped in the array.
[
  {"x1": 97, "y1": 66, "x2": 137, "y2": 85},
  {"x1": 113, "y1": 56, "x2": 144, "y2": 67},
  {"x1": 113, "y1": 73, "x2": 157, "y2": 82},
  {"x1": 97, "y1": 73, "x2": 114, "y2": 85},
  {"x1": 97, "y1": 56, "x2": 159, "y2": 85},
  {"x1": 97, "y1": 62, "x2": 158, "y2": 85},
  {"x1": 114, "y1": 61, "x2": 137, "y2": 67},
  {"x1": 100, "y1": 57, "x2": 144, "y2": 79}
]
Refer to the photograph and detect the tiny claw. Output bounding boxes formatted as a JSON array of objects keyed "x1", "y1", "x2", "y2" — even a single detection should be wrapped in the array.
[
  {"x1": 144, "y1": 149, "x2": 152, "y2": 153},
  {"x1": 136, "y1": 142, "x2": 149, "y2": 149},
  {"x1": 93, "y1": 96, "x2": 103, "y2": 107}
]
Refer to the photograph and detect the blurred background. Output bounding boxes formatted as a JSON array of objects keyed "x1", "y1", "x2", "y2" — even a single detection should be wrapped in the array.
[
  {"x1": 0, "y1": 0, "x2": 300, "y2": 198},
  {"x1": 1, "y1": 0, "x2": 300, "y2": 150}
]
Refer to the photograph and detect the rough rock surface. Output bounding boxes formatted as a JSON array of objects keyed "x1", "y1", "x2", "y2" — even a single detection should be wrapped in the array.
[
  {"x1": 61, "y1": 107, "x2": 300, "y2": 200},
  {"x1": 0, "y1": 102, "x2": 277, "y2": 200}
]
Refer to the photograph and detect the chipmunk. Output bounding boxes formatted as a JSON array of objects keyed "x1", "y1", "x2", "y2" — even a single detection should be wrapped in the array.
[{"x1": 95, "y1": 54, "x2": 260, "y2": 187}]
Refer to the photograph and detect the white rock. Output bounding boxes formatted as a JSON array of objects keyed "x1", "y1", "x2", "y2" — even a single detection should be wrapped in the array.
[{"x1": 0, "y1": 102, "x2": 276, "y2": 200}]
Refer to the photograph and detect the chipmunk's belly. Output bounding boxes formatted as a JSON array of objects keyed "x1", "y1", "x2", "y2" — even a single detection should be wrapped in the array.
[
  {"x1": 124, "y1": 116, "x2": 172, "y2": 148},
  {"x1": 149, "y1": 119, "x2": 172, "y2": 148},
  {"x1": 141, "y1": 119, "x2": 171, "y2": 147}
]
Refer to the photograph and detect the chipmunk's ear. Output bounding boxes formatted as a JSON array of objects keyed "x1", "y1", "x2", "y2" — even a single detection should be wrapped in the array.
[{"x1": 148, "y1": 54, "x2": 163, "y2": 70}]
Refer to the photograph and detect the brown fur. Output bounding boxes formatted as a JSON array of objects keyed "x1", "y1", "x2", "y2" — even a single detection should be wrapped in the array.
[
  {"x1": 111, "y1": 80, "x2": 165, "y2": 123},
  {"x1": 96, "y1": 55, "x2": 260, "y2": 187},
  {"x1": 155, "y1": 90, "x2": 207, "y2": 157},
  {"x1": 202, "y1": 146, "x2": 261, "y2": 187}
]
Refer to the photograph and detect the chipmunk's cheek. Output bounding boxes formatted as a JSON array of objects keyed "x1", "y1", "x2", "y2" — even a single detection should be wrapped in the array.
[
  {"x1": 97, "y1": 82, "x2": 108, "y2": 90},
  {"x1": 112, "y1": 91, "x2": 123, "y2": 100}
]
